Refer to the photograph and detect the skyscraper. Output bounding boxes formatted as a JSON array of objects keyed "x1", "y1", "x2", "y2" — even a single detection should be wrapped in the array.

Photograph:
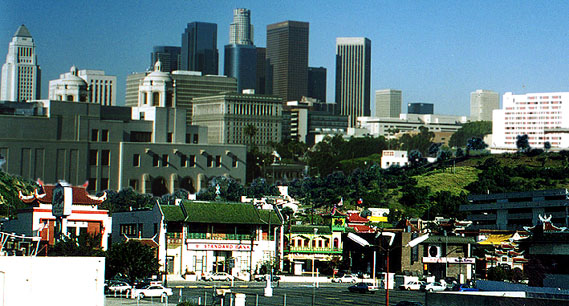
[
  {"x1": 470, "y1": 89, "x2": 499, "y2": 121},
  {"x1": 151, "y1": 46, "x2": 181, "y2": 73},
  {"x1": 266, "y1": 21, "x2": 309, "y2": 101},
  {"x1": 224, "y1": 8, "x2": 257, "y2": 92},
  {"x1": 335, "y1": 37, "x2": 371, "y2": 127},
  {"x1": 407, "y1": 103, "x2": 434, "y2": 114},
  {"x1": 1, "y1": 25, "x2": 41, "y2": 102},
  {"x1": 307, "y1": 67, "x2": 326, "y2": 102},
  {"x1": 256, "y1": 47, "x2": 266, "y2": 94},
  {"x1": 375, "y1": 89, "x2": 401, "y2": 118},
  {"x1": 229, "y1": 8, "x2": 254, "y2": 45},
  {"x1": 181, "y1": 22, "x2": 218, "y2": 75}
]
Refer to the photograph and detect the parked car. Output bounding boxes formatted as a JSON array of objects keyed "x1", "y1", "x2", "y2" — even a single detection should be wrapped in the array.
[
  {"x1": 420, "y1": 282, "x2": 446, "y2": 292},
  {"x1": 452, "y1": 283, "x2": 479, "y2": 292},
  {"x1": 254, "y1": 274, "x2": 281, "y2": 282},
  {"x1": 108, "y1": 281, "x2": 132, "y2": 293},
  {"x1": 348, "y1": 282, "x2": 379, "y2": 293},
  {"x1": 332, "y1": 275, "x2": 358, "y2": 283},
  {"x1": 205, "y1": 272, "x2": 235, "y2": 281},
  {"x1": 131, "y1": 285, "x2": 173, "y2": 299},
  {"x1": 399, "y1": 281, "x2": 424, "y2": 291},
  {"x1": 395, "y1": 302, "x2": 424, "y2": 306}
]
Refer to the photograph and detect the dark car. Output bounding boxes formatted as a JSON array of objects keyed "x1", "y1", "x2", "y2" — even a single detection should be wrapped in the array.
[
  {"x1": 395, "y1": 302, "x2": 424, "y2": 306},
  {"x1": 452, "y1": 283, "x2": 479, "y2": 292},
  {"x1": 348, "y1": 282, "x2": 379, "y2": 293},
  {"x1": 254, "y1": 275, "x2": 281, "y2": 282}
]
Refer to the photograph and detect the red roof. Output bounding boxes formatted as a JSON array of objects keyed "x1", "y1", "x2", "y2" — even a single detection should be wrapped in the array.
[
  {"x1": 347, "y1": 213, "x2": 369, "y2": 223},
  {"x1": 348, "y1": 224, "x2": 375, "y2": 233},
  {"x1": 19, "y1": 183, "x2": 106, "y2": 205},
  {"x1": 322, "y1": 205, "x2": 347, "y2": 217}
]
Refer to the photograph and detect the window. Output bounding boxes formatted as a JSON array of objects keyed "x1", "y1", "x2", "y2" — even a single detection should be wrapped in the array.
[
  {"x1": 180, "y1": 155, "x2": 187, "y2": 167},
  {"x1": 232, "y1": 156, "x2": 238, "y2": 168},
  {"x1": 101, "y1": 130, "x2": 109, "y2": 142},
  {"x1": 162, "y1": 154, "x2": 169, "y2": 167},
  {"x1": 167, "y1": 133, "x2": 173, "y2": 143},
  {"x1": 101, "y1": 150, "x2": 110, "y2": 166},
  {"x1": 89, "y1": 150, "x2": 98, "y2": 165},
  {"x1": 100, "y1": 178, "x2": 109, "y2": 190},
  {"x1": 133, "y1": 154, "x2": 140, "y2": 167},
  {"x1": 129, "y1": 179, "x2": 138, "y2": 190},
  {"x1": 120, "y1": 223, "x2": 143, "y2": 237},
  {"x1": 189, "y1": 155, "x2": 196, "y2": 167},
  {"x1": 193, "y1": 134, "x2": 199, "y2": 144},
  {"x1": 215, "y1": 155, "x2": 221, "y2": 167},
  {"x1": 152, "y1": 155, "x2": 159, "y2": 167},
  {"x1": 91, "y1": 129, "x2": 98, "y2": 141},
  {"x1": 87, "y1": 178, "x2": 97, "y2": 191},
  {"x1": 207, "y1": 155, "x2": 213, "y2": 167},
  {"x1": 130, "y1": 131, "x2": 152, "y2": 142}
]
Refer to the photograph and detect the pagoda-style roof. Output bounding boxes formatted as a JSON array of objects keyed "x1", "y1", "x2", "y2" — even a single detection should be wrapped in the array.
[
  {"x1": 160, "y1": 201, "x2": 279, "y2": 225},
  {"x1": 19, "y1": 181, "x2": 106, "y2": 206},
  {"x1": 524, "y1": 215, "x2": 567, "y2": 233},
  {"x1": 289, "y1": 225, "x2": 331, "y2": 235},
  {"x1": 347, "y1": 213, "x2": 369, "y2": 224},
  {"x1": 424, "y1": 235, "x2": 475, "y2": 245},
  {"x1": 348, "y1": 224, "x2": 375, "y2": 233},
  {"x1": 321, "y1": 205, "x2": 347, "y2": 218}
]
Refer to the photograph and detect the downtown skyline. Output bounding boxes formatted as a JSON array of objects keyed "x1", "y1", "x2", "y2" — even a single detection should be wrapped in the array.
[{"x1": 3, "y1": 0, "x2": 569, "y2": 116}]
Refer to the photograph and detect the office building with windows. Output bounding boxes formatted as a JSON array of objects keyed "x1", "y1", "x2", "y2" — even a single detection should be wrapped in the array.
[
  {"x1": 224, "y1": 8, "x2": 257, "y2": 93},
  {"x1": 266, "y1": 21, "x2": 309, "y2": 101},
  {"x1": 307, "y1": 67, "x2": 326, "y2": 102},
  {"x1": 1, "y1": 25, "x2": 41, "y2": 102},
  {"x1": 181, "y1": 22, "x2": 218, "y2": 75},
  {"x1": 375, "y1": 89, "x2": 401, "y2": 118},
  {"x1": 470, "y1": 89, "x2": 499, "y2": 121},
  {"x1": 335, "y1": 37, "x2": 371, "y2": 127},
  {"x1": 49, "y1": 66, "x2": 116, "y2": 106},
  {"x1": 150, "y1": 46, "x2": 181, "y2": 73},
  {"x1": 407, "y1": 103, "x2": 434, "y2": 114}
]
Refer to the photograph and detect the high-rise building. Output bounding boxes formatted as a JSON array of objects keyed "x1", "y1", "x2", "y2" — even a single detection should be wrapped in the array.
[
  {"x1": 335, "y1": 37, "x2": 371, "y2": 127},
  {"x1": 1, "y1": 25, "x2": 41, "y2": 102},
  {"x1": 181, "y1": 22, "x2": 218, "y2": 75},
  {"x1": 224, "y1": 8, "x2": 257, "y2": 93},
  {"x1": 307, "y1": 67, "x2": 326, "y2": 102},
  {"x1": 266, "y1": 21, "x2": 309, "y2": 101},
  {"x1": 493, "y1": 92, "x2": 569, "y2": 150},
  {"x1": 229, "y1": 8, "x2": 253, "y2": 45},
  {"x1": 151, "y1": 46, "x2": 181, "y2": 73},
  {"x1": 50, "y1": 66, "x2": 116, "y2": 106},
  {"x1": 256, "y1": 47, "x2": 266, "y2": 94},
  {"x1": 470, "y1": 89, "x2": 499, "y2": 121},
  {"x1": 407, "y1": 103, "x2": 433, "y2": 114},
  {"x1": 375, "y1": 89, "x2": 401, "y2": 118}
]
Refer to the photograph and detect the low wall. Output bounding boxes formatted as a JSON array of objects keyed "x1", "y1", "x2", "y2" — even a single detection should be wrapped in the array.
[{"x1": 427, "y1": 292, "x2": 569, "y2": 306}]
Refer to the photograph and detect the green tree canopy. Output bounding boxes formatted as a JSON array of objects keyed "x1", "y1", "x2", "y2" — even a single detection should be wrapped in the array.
[
  {"x1": 448, "y1": 121, "x2": 492, "y2": 148},
  {"x1": 106, "y1": 240, "x2": 160, "y2": 282}
]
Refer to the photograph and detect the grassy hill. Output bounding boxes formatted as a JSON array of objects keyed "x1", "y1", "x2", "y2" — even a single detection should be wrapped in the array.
[{"x1": 414, "y1": 166, "x2": 480, "y2": 196}]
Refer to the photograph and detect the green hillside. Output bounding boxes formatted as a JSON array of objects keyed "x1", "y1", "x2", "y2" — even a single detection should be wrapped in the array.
[{"x1": 414, "y1": 166, "x2": 480, "y2": 196}]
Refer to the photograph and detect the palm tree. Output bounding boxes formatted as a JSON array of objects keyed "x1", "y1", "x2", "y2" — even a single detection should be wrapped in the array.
[{"x1": 244, "y1": 124, "x2": 258, "y2": 147}]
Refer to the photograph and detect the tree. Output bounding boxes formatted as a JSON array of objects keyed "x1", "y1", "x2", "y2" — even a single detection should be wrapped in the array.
[
  {"x1": 466, "y1": 137, "x2": 488, "y2": 153},
  {"x1": 544, "y1": 141, "x2": 551, "y2": 152},
  {"x1": 106, "y1": 240, "x2": 160, "y2": 282},
  {"x1": 49, "y1": 232, "x2": 105, "y2": 257},
  {"x1": 408, "y1": 150, "x2": 426, "y2": 168},
  {"x1": 244, "y1": 124, "x2": 258, "y2": 146},
  {"x1": 246, "y1": 177, "x2": 279, "y2": 198},
  {"x1": 449, "y1": 121, "x2": 492, "y2": 148},
  {"x1": 197, "y1": 176, "x2": 245, "y2": 202},
  {"x1": 428, "y1": 143, "x2": 442, "y2": 157},
  {"x1": 516, "y1": 134, "x2": 530, "y2": 153},
  {"x1": 100, "y1": 187, "x2": 154, "y2": 213},
  {"x1": 398, "y1": 127, "x2": 434, "y2": 155}
]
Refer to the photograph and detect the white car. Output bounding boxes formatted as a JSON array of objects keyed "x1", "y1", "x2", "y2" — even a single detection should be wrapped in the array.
[
  {"x1": 132, "y1": 285, "x2": 173, "y2": 299},
  {"x1": 399, "y1": 280, "x2": 424, "y2": 291},
  {"x1": 421, "y1": 281, "x2": 447, "y2": 292},
  {"x1": 205, "y1": 272, "x2": 235, "y2": 281},
  {"x1": 332, "y1": 275, "x2": 358, "y2": 283},
  {"x1": 108, "y1": 281, "x2": 132, "y2": 293}
]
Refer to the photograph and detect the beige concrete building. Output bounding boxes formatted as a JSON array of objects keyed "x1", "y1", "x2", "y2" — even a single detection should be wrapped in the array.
[{"x1": 192, "y1": 93, "x2": 283, "y2": 152}]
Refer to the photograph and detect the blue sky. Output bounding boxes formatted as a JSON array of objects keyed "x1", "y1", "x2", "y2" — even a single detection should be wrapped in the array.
[{"x1": 3, "y1": 1, "x2": 569, "y2": 116}]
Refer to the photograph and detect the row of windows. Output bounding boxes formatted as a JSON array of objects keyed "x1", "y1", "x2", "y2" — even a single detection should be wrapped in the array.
[
  {"x1": 87, "y1": 177, "x2": 109, "y2": 191},
  {"x1": 89, "y1": 150, "x2": 110, "y2": 166},
  {"x1": 91, "y1": 129, "x2": 109, "y2": 142},
  {"x1": 133, "y1": 153, "x2": 238, "y2": 168}
]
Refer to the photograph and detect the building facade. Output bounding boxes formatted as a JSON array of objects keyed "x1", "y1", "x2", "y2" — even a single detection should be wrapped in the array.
[
  {"x1": 181, "y1": 22, "x2": 218, "y2": 75},
  {"x1": 462, "y1": 189, "x2": 569, "y2": 231},
  {"x1": 224, "y1": 44, "x2": 257, "y2": 93},
  {"x1": 357, "y1": 114, "x2": 467, "y2": 138},
  {"x1": 1, "y1": 25, "x2": 41, "y2": 102},
  {"x1": 151, "y1": 46, "x2": 181, "y2": 73},
  {"x1": 111, "y1": 201, "x2": 282, "y2": 279},
  {"x1": 470, "y1": 89, "x2": 499, "y2": 121},
  {"x1": 492, "y1": 92, "x2": 569, "y2": 151},
  {"x1": 381, "y1": 150, "x2": 408, "y2": 169},
  {"x1": 266, "y1": 21, "x2": 309, "y2": 101},
  {"x1": 335, "y1": 37, "x2": 371, "y2": 127},
  {"x1": 375, "y1": 89, "x2": 401, "y2": 118},
  {"x1": 407, "y1": 103, "x2": 434, "y2": 115},
  {"x1": 307, "y1": 67, "x2": 326, "y2": 102},
  {"x1": 255, "y1": 47, "x2": 266, "y2": 94},
  {"x1": 48, "y1": 66, "x2": 90, "y2": 102},
  {"x1": 229, "y1": 8, "x2": 254, "y2": 46},
  {"x1": 191, "y1": 93, "x2": 283, "y2": 152}
]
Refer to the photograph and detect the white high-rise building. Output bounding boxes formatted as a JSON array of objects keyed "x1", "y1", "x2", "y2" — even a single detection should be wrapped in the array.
[
  {"x1": 375, "y1": 89, "x2": 401, "y2": 118},
  {"x1": 229, "y1": 8, "x2": 254, "y2": 45},
  {"x1": 335, "y1": 37, "x2": 371, "y2": 127},
  {"x1": 470, "y1": 89, "x2": 499, "y2": 121},
  {"x1": 1, "y1": 25, "x2": 41, "y2": 102},
  {"x1": 492, "y1": 92, "x2": 569, "y2": 151},
  {"x1": 48, "y1": 67, "x2": 117, "y2": 105}
]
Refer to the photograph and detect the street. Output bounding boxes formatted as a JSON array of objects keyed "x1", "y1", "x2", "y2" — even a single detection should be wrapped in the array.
[{"x1": 105, "y1": 281, "x2": 427, "y2": 306}]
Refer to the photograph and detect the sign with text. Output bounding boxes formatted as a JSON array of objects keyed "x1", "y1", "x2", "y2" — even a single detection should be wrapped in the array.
[
  {"x1": 422, "y1": 257, "x2": 475, "y2": 264},
  {"x1": 187, "y1": 242, "x2": 251, "y2": 251},
  {"x1": 52, "y1": 182, "x2": 72, "y2": 217}
]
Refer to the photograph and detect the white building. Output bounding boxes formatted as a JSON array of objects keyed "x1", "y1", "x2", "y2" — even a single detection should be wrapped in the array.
[
  {"x1": 381, "y1": 150, "x2": 408, "y2": 169},
  {"x1": 48, "y1": 66, "x2": 89, "y2": 102},
  {"x1": 77, "y1": 69, "x2": 116, "y2": 106},
  {"x1": 1, "y1": 25, "x2": 41, "y2": 102},
  {"x1": 470, "y1": 89, "x2": 499, "y2": 121},
  {"x1": 358, "y1": 113, "x2": 468, "y2": 138},
  {"x1": 492, "y1": 92, "x2": 569, "y2": 151}
]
